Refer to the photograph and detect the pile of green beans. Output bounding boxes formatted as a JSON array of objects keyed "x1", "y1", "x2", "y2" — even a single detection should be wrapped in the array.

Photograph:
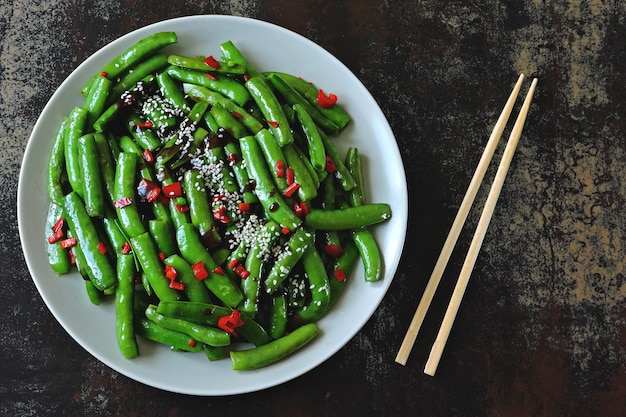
[{"x1": 44, "y1": 32, "x2": 392, "y2": 370}]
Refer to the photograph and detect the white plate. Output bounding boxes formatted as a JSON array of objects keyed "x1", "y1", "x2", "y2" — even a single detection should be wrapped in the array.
[{"x1": 18, "y1": 15, "x2": 408, "y2": 396}]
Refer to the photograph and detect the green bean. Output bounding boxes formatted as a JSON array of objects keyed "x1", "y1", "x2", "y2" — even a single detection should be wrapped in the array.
[
  {"x1": 167, "y1": 54, "x2": 247, "y2": 75},
  {"x1": 183, "y1": 83, "x2": 263, "y2": 134},
  {"x1": 163, "y1": 254, "x2": 213, "y2": 304},
  {"x1": 293, "y1": 103, "x2": 327, "y2": 172},
  {"x1": 269, "y1": 294, "x2": 287, "y2": 339},
  {"x1": 221, "y1": 131, "x2": 258, "y2": 203},
  {"x1": 245, "y1": 76, "x2": 294, "y2": 146},
  {"x1": 64, "y1": 107, "x2": 88, "y2": 197},
  {"x1": 77, "y1": 134, "x2": 106, "y2": 217},
  {"x1": 156, "y1": 301, "x2": 271, "y2": 347},
  {"x1": 319, "y1": 129, "x2": 356, "y2": 191},
  {"x1": 282, "y1": 143, "x2": 318, "y2": 202},
  {"x1": 220, "y1": 40, "x2": 263, "y2": 79},
  {"x1": 265, "y1": 72, "x2": 351, "y2": 130},
  {"x1": 113, "y1": 152, "x2": 146, "y2": 238},
  {"x1": 156, "y1": 71, "x2": 190, "y2": 112},
  {"x1": 84, "y1": 279, "x2": 104, "y2": 305},
  {"x1": 167, "y1": 66, "x2": 250, "y2": 106},
  {"x1": 230, "y1": 323, "x2": 319, "y2": 370},
  {"x1": 85, "y1": 74, "x2": 113, "y2": 129},
  {"x1": 266, "y1": 72, "x2": 341, "y2": 134},
  {"x1": 99, "y1": 31, "x2": 177, "y2": 80},
  {"x1": 264, "y1": 227, "x2": 315, "y2": 294},
  {"x1": 328, "y1": 239, "x2": 360, "y2": 307},
  {"x1": 130, "y1": 232, "x2": 181, "y2": 302},
  {"x1": 210, "y1": 103, "x2": 248, "y2": 138},
  {"x1": 345, "y1": 147, "x2": 365, "y2": 207},
  {"x1": 45, "y1": 202, "x2": 71, "y2": 275},
  {"x1": 187, "y1": 100, "x2": 209, "y2": 123},
  {"x1": 145, "y1": 304, "x2": 231, "y2": 347},
  {"x1": 127, "y1": 113, "x2": 162, "y2": 151},
  {"x1": 101, "y1": 208, "x2": 128, "y2": 255},
  {"x1": 134, "y1": 317, "x2": 202, "y2": 352},
  {"x1": 63, "y1": 192, "x2": 116, "y2": 292},
  {"x1": 254, "y1": 129, "x2": 288, "y2": 192},
  {"x1": 115, "y1": 253, "x2": 139, "y2": 359},
  {"x1": 304, "y1": 204, "x2": 392, "y2": 230},
  {"x1": 182, "y1": 169, "x2": 221, "y2": 249},
  {"x1": 176, "y1": 223, "x2": 244, "y2": 307},
  {"x1": 148, "y1": 218, "x2": 178, "y2": 258},
  {"x1": 92, "y1": 133, "x2": 116, "y2": 203},
  {"x1": 109, "y1": 53, "x2": 169, "y2": 101},
  {"x1": 47, "y1": 118, "x2": 68, "y2": 204},
  {"x1": 292, "y1": 245, "x2": 331, "y2": 323},
  {"x1": 239, "y1": 135, "x2": 302, "y2": 231}
]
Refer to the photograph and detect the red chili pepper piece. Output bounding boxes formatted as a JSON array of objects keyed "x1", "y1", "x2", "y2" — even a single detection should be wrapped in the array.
[
  {"x1": 135, "y1": 121, "x2": 154, "y2": 129},
  {"x1": 205, "y1": 73, "x2": 218, "y2": 81},
  {"x1": 281, "y1": 226, "x2": 291, "y2": 235},
  {"x1": 265, "y1": 119, "x2": 279, "y2": 128},
  {"x1": 276, "y1": 160, "x2": 285, "y2": 178},
  {"x1": 228, "y1": 153, "x2": 237, "y2": 164},
  {"x1": 324, "y1": 244, "x2": 344, "y2": 258},
  {"x1": 238, "y1": 202, "x2": 251, "y2": 214},
  {"x1": 156, "y1": 194, "x2": 170, "y2": 206},
  {"x1": 100, "y1": 71, "x2": 108, "y2": 78},
  {"x1": 213, "y1": 206, "x2": 231, "y2": 223},
  {"x1": 234, "y1": 264, "x2": 250, "y2": 279},
  {"x1": 175, "y1": 203, "x2": 189, "y2": 213},
  {"x1": 60, "y1": 237, "x2": 78, "y2": 249},
  {"x1": 97, "y1": 242, "x2": 107, "y2": 255},
  {"x1": 52, "y1": 216, "x2": 64, "y2": 234},
  {"x1": 213, "y1": 266, "x2": 225, "y2": 275},
  {"x1": 121, "y1": 241, "x2": 132, "y2": 254},
  {"x1": 286, "y1": 167, "x2": 295, "y2": 186},
  {"x1": 299, "y1": 201, "x2": 309, "y2": 216},
  {"x1": 325, "y1": 156, "x2": 337, "y2": 173},
  {"x1": 317, "y1": 89, "x2": 338, "y2": 108},
  {"x1": 191, "y1": 261, "x2": 209, "y2": 281},
  {"x1": 113, "y1": 197, "x2": 133, "y2": 208},
  {"x1": 204, "y1": 55, "x2": 220, "y2": 70},
  {"x1": 169, "y1": 280, "x2": 185, "y2": 291},
  {"x1": 244, "y1": 75, "x2": 251, "y2": 82},
  {"x1": 165, "y1": 265, "x2": 177, "y2": 281},
  {"x1": 217, "y1": 309, "x2": 245, "y2": 336},
  {"x1": 68, "y1": 250, "x2": 76, "y2": 265},
  {"x1": 142, "y1": 149, "x2": 155, "y2": 164},
  {"x1": 334, "y1": 268, "x2": 347, "y2": 282},
  {"x1": 137, "y1": 178, "x2": 161, "y2": 202},
  {"x1": 188, "y1": 339, "x2": 197, "y2": 348},
  {"x1": 282, "y1": 182, "x2": 300, "y2": 198},
  {"x1": 47, "y1": 229, "x2": 64, "y2": 244},
  {"x1": 228, "y1": 259, "x2": 239, "y2": 269},
  {"x1": 162, "y1": 182, "x2": 183, "y2": 198},
  {"x1": 231, "y1": 111, "x2": 243, "y2": 119},
  {"x1": 159, "y1": 252, "x2": 166, "y2": 261}
]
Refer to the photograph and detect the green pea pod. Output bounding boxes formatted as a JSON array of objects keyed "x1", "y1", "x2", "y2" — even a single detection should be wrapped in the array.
[
  {"x1": 77, "y1": 134, "x2": 106, "y2": 217},
  {"x1": 156, "y1": 71, "x2": 190, "y2": 112},
  {"x1": 245, "y1": 76, "x2": 294, "y2": 146},
  {"x1": 47, "y1": 118, "x2": 68, "y2": 204},
  {"x1": 109, "y1": 53, "x2": 169, "y2": 101},
  {"x1": 230, "y1": 323, "x2": 319, "y2": 370},
  {"x1": 145, "y1": 304, "x2": 231, "y2": 347},
  {"x1": 85, "y1": 74, "x2": 113, "y2": 130},
  {"x1": 176, "y1": 223, "x2": 244, "y2": 308},
  {"x1": 264, "y1": 227, "x2": 315, "y2": 294},
  {"x1": 269, "y1": 294, "x2": 288, "y2": 340},
  {"x1": 167, "y1": 54, "x2": 247, "y2": 75},
  {"x1": 183, "y1": 83, "x2": 263, "y2": 134},
  {"x1": 282, "y1": 143, "x2": 318, "y2": 202},
  {"x1": 254, "y1": 129, "x2": 288, "y2": 192},
  {"x1": 239, "y1": 135, "x2": 302, "y2": 231},
  {"x1": 328, "y1": 239, "x2": 360, "y2": 307},
  {"x1": 220, "y1": 40, "x2": 263, "y2": 79},
  {"x1": 148, "y1": 219, "x2": 178, "y2": 258},
  {"x1": 116, "y1": 253, "x2": 140, "y2": 359},
  {"x1": 45, "y1": 202, "x2": 71, "y2": 275},
  {"x1": 130, "y1": 232, "x2": 181, "y2": 302},
  {"x1": 182, "y1": 169, "x2": 221, "y2": 249},
  {"x1": 64, "y1": 107, "x2": 88, "y2": 198},
  {"x1": 163, "y1": 254, "x2": 213, "y2": 304},
  {"x1": 92, "y1": 133, "x2": 116, "y2": 204},
  {"x1": 293, "y1": 103, "x2": 327, "y2": 172},
  {"x1": 210, "y1": 103, "x2": 248, "y2": 138},
  {"x1": 319, "y1": 129, "x2": 357, "y2": 191},
  {"x1": 134, "y1": 317, "x2": 202, "y2": 352},
  {"x1": 167, "y1": 66, "x2": 250, "y2": 106},
  {"x1": 304, "y1": 204, "x2": 392, "y2": 230},
  {"x1": 113, "y1": 152, "x2": 146, "y2": 238},
  {"x1": 291, "y1": 245, "x2": 331, "y2": 324},
  {"x1": 63, "y1": 192, "x2": 116, "y2": 292}
]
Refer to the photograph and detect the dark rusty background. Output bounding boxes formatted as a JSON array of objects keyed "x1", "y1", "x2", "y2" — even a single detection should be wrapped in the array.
[{"x1": 2, "y1": 1, "x2": 625, "y2": 416}]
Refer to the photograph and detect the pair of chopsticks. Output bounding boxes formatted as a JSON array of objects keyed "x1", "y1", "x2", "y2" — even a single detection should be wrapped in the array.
[{"x1": 395, "y1": 74, "x2": 538, "y2": 375}]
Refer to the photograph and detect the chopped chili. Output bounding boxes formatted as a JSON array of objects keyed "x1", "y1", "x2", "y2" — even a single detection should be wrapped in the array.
[
  {"x1": 213, "y1": 206, "x2": 231, "y2": 223},
  {"x1": 317, "y1": 89, "x2": 338, "y2": 108},
  {"x1": 142, "y1": 148, "x2": 155, "y2": 164},
  {"x1": 191, "y1": 261, "x2": 209, "y2": 281},
  {"x1": 47, "y1": 228, "x2": 64, "y2": 244},
  {"x1": 188, "y1": 339, "x2": 197, "y2": 348},
  {"x1": 334, "y1": 268, "x2": 347, "y2": 282},
  {"x1": 162, "y1": 182, "x2": 183, "y2": 198},
  {"x1": 169, "y1": 280, "x2": 184, "y2": 291},
  {"x1": 135, "y1": 120, "x2": 154, "y2": 129},
  {"x1": 165, "y1": 265, "x2": 177, "y2": 281},
  {"x1": 121, "y1": 241, "x2": 132, "y2": 254},
  {"x1": 286, "y1": 167, "x2": 295, "y2": 186},
  {"x1": 113, "y1": 197, "x2": 133, "y2": 208},
  {"x1": 217, "y1": 309, "x2": 244, "y2": 336},
  {"x1": 276, "y1": 160, "x2": 285, "y2": 178},
  {"x1": 324, "y1": 244, "x2": 344, "y2": 258},
  {"x1": 97, "y1": 242, "x2": 107, "y2": 255},
  {"x1": 204, "y1": 55, "x2": 220, "y2": 70},
  {"x1": 159, "y1": 252, "x2": 166, "y2": 261},
  {"x1": 213, "y1": 266, "x2": 225, "y2": 275},
  {"x1": 205, "y1": 73, "x2": 218, "y2": 81},
  {"x1": 282, "y1": 182, "x2": 300, "y2": 198},
  {"x1": 60, "y1": 237, "x2": 77, "y2": 249},
  {"x1": 265, "y1": 119, "x2": 279, "y2": 128},
  {"x1": 137, "y1": 178, "x2": 161, "y2": 202},
  {"x1": 100, "y1": 71, "x2": 108, "y2": 78},
  {"x1": 325, "y1": 156, "x2": 337, "y2": 173},
  {"x1": 52, "y1": 216, "x2": 64, "y2": 234},
  {"x1": 231, "y1": 111, "x2": 243, "y2": 119},
  {"x1": 238, "y1": 202, "x2": 251, "y2": 214},
  {"x1": 228, "y1": 259, "x2": 239, "y2": 269},
  {"x1": 281, "y1": 226, "x2": 291, "y2": 235},
  {"x1": 174, "y1": 203, "x2": 189, "y2": 213},
  {"x1": 233, "y1": 264, "x2": 250, "y2": 279}
]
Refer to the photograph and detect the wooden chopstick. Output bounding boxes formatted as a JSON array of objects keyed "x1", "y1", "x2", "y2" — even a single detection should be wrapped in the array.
[
  {"x1": 423, "y1": 78, "x2": 538, "y2": 376},
  {"x1": 394, "y1": 74, "x2": 526, "y2": 366}
]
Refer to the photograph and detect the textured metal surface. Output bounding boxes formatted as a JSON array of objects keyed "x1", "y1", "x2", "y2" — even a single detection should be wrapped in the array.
[{"x1": 2, "y1": 1, "x2": 625, "y2": 415}]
